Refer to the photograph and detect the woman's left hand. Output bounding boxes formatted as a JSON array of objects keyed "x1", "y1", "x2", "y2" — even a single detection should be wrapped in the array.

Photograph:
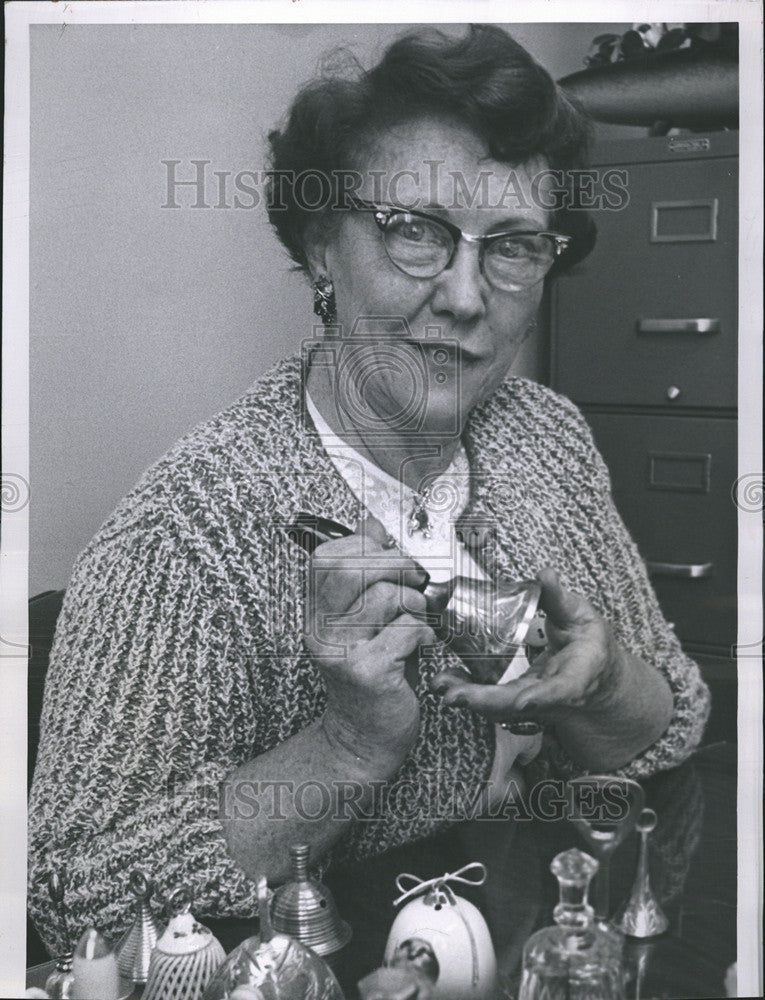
[{"x1": 431, "y1": 567, "x2": 625, "y2": 724}]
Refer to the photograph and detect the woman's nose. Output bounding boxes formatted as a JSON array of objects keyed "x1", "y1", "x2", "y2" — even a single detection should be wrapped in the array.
[{"x1": 429, "y1": 242, "x2": 488, "y2": 323}]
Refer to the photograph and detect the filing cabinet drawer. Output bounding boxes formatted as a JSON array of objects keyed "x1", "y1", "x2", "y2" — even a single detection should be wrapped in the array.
[
  {"x1": 552, "y1": 155, "x2": 737, "y2": 409},
  {"x1": 585, "y1": 410, "x2": 737, "y2": 648}
]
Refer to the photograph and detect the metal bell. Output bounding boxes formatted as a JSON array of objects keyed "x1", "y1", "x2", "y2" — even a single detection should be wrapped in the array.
[
  {"x1": 115, "y1": 870, "x2": 165, "y2": 984},
  {"x1": 44, "y1": 870, "x2": 75, "y2": 999},
  {"x1": 615, "y1": 808, "x2": 669, "y2": 937},
  {"x1": 270, "y1": 844, "x2": 352, "y2": 958}
]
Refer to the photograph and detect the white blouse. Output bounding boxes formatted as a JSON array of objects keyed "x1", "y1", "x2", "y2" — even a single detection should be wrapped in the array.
[{"x1": 305, "y1": 390, "x2": 542, "y2": 794}]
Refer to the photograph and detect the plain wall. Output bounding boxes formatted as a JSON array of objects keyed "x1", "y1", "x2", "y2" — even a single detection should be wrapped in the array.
[{"x1": 29, "y1": 21, "x2": 634, "y2": 594}]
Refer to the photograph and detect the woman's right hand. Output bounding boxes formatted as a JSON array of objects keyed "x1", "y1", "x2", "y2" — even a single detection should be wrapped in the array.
[{"x1": 305, "y1": 515, "x2": 436, "y2": 778}]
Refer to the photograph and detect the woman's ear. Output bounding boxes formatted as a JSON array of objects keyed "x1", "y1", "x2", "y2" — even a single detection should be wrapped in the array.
[{"x1": 303, "y1": 222, "x2": 332, "y2": 283}]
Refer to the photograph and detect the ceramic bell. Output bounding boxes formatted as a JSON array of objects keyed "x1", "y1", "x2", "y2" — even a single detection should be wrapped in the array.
[
  {"x1": 202, "y1": 876, "x2": 345, "y2": 1000},
  {"x1": 270, "y1": 844, "x2": 351, "y2": 960},
  {"x1": 143, "y1": 887, "x2": 225, "y2": 1000},
  {"x1": 72, "y1": 927, "x2": 120, "y2": 1000},
  {"x1": 384, "y1": 863, "x2": 497, "y2": 1000},
  {"x1": 115, "y1": 870, "x2": 165, "y2": 984}
]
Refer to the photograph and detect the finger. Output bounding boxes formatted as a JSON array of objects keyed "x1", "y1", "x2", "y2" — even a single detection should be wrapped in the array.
[
  {"x1": 311, "y1": 542, "x2": 426, "y2": 613},
  {"x1": 512, "y1": 649, "x2": 597, "y2": 710},
  {"x1": 429, "y1": 667, "x2": 471, "y2": 693},
  {"x1": 334, "y1": 583, "x2": 427, "y2": 630},
  {"x1": 370, "y1": 613, "x2": 437, "y2": 664},
  {"x1": 537, "y1": 567, "x2": 594, "y2": 630},
  {"x1": 356, "y1": 510, "x2": 396, "y2": 552},
  {"x1": 434, "y1": 674, "x2": 538, "y2": 716}
]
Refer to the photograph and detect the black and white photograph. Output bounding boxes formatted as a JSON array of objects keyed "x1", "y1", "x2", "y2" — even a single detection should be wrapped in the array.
[{"x1": 2, "y1": 2, "x2": 762, "y2": 998}]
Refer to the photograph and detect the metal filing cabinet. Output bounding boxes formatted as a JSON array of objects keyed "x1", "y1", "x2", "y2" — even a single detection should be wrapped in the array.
[{"x1": 550, "y1": 131, "x2": 738, "y2": 667}]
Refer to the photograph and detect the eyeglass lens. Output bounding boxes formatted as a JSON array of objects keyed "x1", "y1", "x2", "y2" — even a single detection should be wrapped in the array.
[{"x1": 382, "y1": 213, "x2": 558, "y2": 289}]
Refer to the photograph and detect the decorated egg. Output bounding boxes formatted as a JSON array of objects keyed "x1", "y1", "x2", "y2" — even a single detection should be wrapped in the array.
[{"x1": 384, "y1": 864, "x2": 496, "y2": 1000}]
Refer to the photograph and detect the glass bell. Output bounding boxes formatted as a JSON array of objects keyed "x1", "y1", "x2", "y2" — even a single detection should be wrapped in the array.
[{"x1": 519, "y1": 848, "x2": 625, "y2": 1000}]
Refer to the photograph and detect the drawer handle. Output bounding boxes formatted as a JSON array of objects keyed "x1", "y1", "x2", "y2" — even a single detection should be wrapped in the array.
[
  {"x1": 646, "y1": 561, "x2": 714, "y2": 579},
  {"x1": 637, "y1": 318, "x2": 720, "y2": 335}
]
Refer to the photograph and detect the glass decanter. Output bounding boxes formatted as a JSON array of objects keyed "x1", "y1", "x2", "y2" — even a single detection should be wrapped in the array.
[{"x1": 519, "y1": 848, "x2": 625, "y2": 1000}]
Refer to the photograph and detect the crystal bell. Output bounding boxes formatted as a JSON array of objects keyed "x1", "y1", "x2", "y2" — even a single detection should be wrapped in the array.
[
  {"x1": 202, "y1": 876, "x2": 345, "y2": 1000},
  {"x1": 115, "y1": 870, "x2": 165, "y2": 984},
  {"x1": 271, "y1": 844, "x2": 352, "y2": 959}
]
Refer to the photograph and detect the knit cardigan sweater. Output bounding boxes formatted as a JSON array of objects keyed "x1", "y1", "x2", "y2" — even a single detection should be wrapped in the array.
[{"x1": 28, "y1": 355, "x2": 710, "y2": 953}]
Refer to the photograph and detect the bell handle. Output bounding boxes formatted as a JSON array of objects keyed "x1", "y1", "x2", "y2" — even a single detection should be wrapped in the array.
[
  {"x1": 257, "y1": 876, "x2": 274, "y2": 942},
  {"x1": 636, "y1": 808, "x2": 658, "y2": 835},
  {"x1": 166, "y1": 886, "x2": 193, "y2": 917},
  {"x1": 129, "y1": 870, "x2": 153, "y2": 900},
  {"x1": 47, "y1": 870, "x2": 66, "y2": 905}
]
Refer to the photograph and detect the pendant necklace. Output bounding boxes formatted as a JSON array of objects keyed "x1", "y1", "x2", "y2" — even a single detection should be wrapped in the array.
[{"x1": 407, "y1": 486, "x2": 433, "y2": 538}]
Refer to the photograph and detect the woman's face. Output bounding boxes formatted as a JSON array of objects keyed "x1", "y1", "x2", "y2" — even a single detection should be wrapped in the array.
[{"x1": 314, "y1": 117, "x2": 554, "y2": 436}]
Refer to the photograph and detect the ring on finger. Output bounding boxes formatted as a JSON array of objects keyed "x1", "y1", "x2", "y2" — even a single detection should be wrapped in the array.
[{"x1": 499, "y1": 719, "x2": 543, "y2": 736}]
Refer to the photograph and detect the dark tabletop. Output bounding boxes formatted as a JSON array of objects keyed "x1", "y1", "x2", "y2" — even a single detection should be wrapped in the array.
[{"x1": 28, "y1": 742, "x2": 736, "y2": 1000}]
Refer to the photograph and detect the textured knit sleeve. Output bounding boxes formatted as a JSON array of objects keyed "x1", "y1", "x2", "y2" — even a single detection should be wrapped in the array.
[
  {"x1": 27, "y1": 523, "x2": 263, "y2": 955},
  {"x1": 537, "y1": 397, "x2": 711, "y2": 781}
]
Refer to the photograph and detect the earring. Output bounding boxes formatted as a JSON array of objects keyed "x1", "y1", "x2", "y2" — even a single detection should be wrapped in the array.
[{"x1": 313, "y1": 276, "x2": 336, "y2": 326}]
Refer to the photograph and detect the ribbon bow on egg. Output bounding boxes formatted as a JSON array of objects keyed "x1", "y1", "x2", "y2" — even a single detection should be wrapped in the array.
[{"x1": 393, "y1": 862, "x2": 488, "y2": 907}]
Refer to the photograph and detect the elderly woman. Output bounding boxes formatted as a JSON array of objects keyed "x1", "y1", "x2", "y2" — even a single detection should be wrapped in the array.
[{"x1": 29, "y1": 25, "x2": 709, "y2": 958}]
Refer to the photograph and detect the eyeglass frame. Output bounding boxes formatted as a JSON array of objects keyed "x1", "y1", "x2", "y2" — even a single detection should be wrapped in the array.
[{"x1": 347, "y1": 197, "x2": 573, "y2": 288}]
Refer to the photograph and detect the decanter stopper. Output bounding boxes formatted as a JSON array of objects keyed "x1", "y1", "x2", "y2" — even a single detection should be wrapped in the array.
[
  {"x1": 615, "y1": 808, "x2": 669, "y2": 937},
  {"x1": 519, "y1": 849, "x2": 625, "y2": 1000},
  {"x1": 550, "y1": 847, "x2": 599, "y2": 940},
  {"x1": 115, "y1": 870, "x2": 165, "y2": 984},
  {"x1": 44, "y1": 870, "x2": 75, "y2": 999}
]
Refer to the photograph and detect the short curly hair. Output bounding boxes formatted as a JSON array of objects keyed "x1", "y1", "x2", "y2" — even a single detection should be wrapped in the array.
[{"x1": 266, "y1": 25, "x2": 595, "y2": 275}]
